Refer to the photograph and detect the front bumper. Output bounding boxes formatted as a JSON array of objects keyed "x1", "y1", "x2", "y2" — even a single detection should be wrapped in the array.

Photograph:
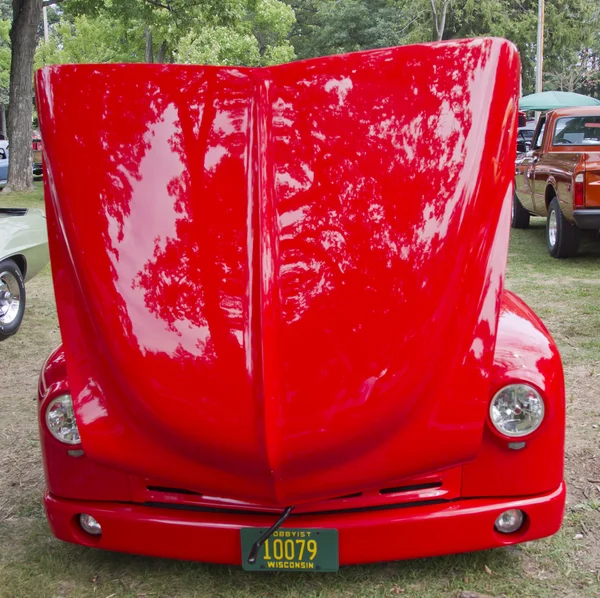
[
  {"x1": 573, "y1": 209, "x2": 600, "y2": 230},
  {"x1": 45, "y1": 482, "x2": 565, "y2": 566}
]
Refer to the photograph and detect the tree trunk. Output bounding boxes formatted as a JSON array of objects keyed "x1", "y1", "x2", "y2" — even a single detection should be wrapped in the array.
[
  {"x1": 0, "y1": 103, "x2": 6, "y2": 139},
  {"x1": 430, "y1": 0, "x2": 448, "y2": 42},
  {"x1": 145, "y1": 26, "x2": 153, "y2": 63},
  {"x1": 156, "y1": 40, "x2": 168, "y2": 64},
  {"x1": 5, "y1": 0, "x2": 42, "y2": 193}
]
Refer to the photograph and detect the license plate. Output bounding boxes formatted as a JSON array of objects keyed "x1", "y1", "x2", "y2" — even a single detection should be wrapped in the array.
[{"x1": 240, "y1": 528, "x2": 339, "y2": 572}]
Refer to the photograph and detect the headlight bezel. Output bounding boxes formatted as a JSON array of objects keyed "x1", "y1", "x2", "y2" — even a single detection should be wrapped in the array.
[
  {"x1": 489, "y1": 383, "x2": 546, "y2": 439},
  {"x1": 45, "y1": 393, "x2": 81, "y2": 445}
]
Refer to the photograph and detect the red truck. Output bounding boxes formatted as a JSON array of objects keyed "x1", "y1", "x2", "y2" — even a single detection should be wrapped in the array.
[
  {"x1": 514, "y1": 106, "x2": 600, "y2": 257},
  {"x1": 35, "y1": 38, "x2": 565, "y2": 570}
]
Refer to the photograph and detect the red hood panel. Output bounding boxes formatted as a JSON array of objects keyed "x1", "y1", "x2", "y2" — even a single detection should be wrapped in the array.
[{"x1": 36, "y1": 39, "x2": 520, "y2": 505}]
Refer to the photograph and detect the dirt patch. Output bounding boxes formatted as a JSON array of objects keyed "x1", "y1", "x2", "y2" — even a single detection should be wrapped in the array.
[{"x1": 0, "y1": 269, "x2": 57, "y2": 519}]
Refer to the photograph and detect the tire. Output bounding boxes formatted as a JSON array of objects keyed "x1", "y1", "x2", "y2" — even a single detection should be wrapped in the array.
[
  {"x1": 546, "y1": 197, "x2": 580, "y2": 258},
  {"x1": 0, "y1": 259, "x2": 26, "y2": 340},
  {"x1": 511, "y1": 191, "x2": 530, "y2": 229}
]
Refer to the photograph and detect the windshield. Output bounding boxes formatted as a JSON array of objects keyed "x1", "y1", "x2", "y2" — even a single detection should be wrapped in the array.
[{"x1": 553, "y1": 116, "x2": 600, "y2": 146}]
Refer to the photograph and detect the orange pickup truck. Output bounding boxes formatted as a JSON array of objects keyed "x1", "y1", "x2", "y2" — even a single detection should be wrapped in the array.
[{"x1": 514, "y1": 106, "x2": 600, "y2": 258}]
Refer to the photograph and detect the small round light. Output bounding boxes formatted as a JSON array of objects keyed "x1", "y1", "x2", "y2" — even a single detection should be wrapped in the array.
[
  {"x1": 490, "y1": 384, "x2": 545, "y2": 438},
  {"x1": 45, "y1": 394, "x2": 81, "y2": 445},
  {"x1": 79, "y1": 513, "x2": 102, "y2": 535},
  {"x1": 494, "y1": 509, "x2": 525, "y2": 534}
]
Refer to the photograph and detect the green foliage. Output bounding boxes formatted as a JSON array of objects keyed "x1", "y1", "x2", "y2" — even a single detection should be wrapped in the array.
[
  {"x1": 542, "y1": 0, "x2": 599, "y2": 90},
  {"x1": 35, "y1": 15, "x2": 146, "y2": 67},
  {"x1": 57, "y1": 0, "x2": 295, "y2": 66},
  {"x1": 262, "y1": 42, "x2": 296, "y2": 64},
  {"x1": 287, "y1": 0, "x2": 600, "y2": 97},
  {"x1": 0, "y1": 18, "x2": 10, "y2": 103},
  {"x1": 177, "y1": 27, "x2": 262, "y2": 66},
  {"x1": 176, "y1": 0, "x2": 295, "y2": 66},
  {"x1": 287, "y1": 0, "x2": 426, "y2": 58},
  {"x1": 442, "y1": 0, "x2": 540, "y2": 93},
  {"x1": 0, "y1": 0, "x2": 10, "y2": 21},
  {"x1": 251, "y1": 0, "x2": 296, "y2": 52},
  {"x1": 25, "y1": 0, "x2": 600, "y2": 97}
]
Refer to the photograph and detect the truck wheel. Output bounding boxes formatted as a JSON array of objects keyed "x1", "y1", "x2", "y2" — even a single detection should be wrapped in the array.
[
  {"x1": 546, "y1": 197, "x2": 580, "y2": 258},
  {"x1": 511, "y1": 191, "x2": 530, "y2": 229},
  {"x1": 0, "y1": 259, "x2": 26, "y2": 340}
]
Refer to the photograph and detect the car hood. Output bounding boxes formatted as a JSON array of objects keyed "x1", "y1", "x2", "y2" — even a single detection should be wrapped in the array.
[
  {"x1": 0, "y1": 208, "x2": 47, "y2": 260},
  {"x1": 36, "y1": 38, "x2": 519, "y2": 506}
]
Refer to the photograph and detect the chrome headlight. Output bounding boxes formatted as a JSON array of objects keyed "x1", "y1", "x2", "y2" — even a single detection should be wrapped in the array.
[
  {"x1": 45, "y1": 394, "x2": 81, "y2": 445},
  {"x1": 489, "y1": 384, "x2": 545, "y2": 438}
]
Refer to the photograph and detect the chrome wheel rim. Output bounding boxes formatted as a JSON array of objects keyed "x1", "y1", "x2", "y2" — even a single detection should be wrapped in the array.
[
  {"x1": 0, "y1": 271, "x2": 21, "y2": 325},
  {"x1": 511, "y1": 197, "x2": 515, "y2": 221},
  {"x1": 548, "y1": 210, "x2": 558, "y2": 247}
]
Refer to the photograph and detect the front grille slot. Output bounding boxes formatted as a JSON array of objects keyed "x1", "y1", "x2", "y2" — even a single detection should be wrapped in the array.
[
  {"x1": 147, "y1": 486, "x2": 202, "y2": 496},
  {"x1": 380, "y1": 482, "x2": 442, "y2": 495},
  {"x1": 135, "y1": 469, "x2": 459, "y2": 516},
  {"x1": 329, "y1": 492, "x2": 362, "y2": 500}
]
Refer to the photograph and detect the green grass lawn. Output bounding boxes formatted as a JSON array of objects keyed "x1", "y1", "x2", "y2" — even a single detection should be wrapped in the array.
[
  {"x1": 0, "y1": 188, "x2": 599, "y2": 598},
  {"x1": 507, "y1": 219, "x2": 600, "y2": 363},
  {"x1": 0, "y1": 181, "x2": 44, "y2": 210}
]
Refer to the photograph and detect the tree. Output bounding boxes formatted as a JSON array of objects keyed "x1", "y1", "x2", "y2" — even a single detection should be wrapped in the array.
[
  {"x1": 37, "y1": 0, "x2": 295, "y2": 67},
  {"x1": 545, "y1": 48, "x2": 600, "y2": 94},
  {"x1": 288, "y1": 0, "x2": 600, "y2": 98},
  {"x1": 286, "y1": 0, "x2": 426, "y2": 59},
  {"x1": 35, "y1": 14, "x2": 146, "y2": 66},
  {"x1": 176, "y1": 0, "x2": 295, "y2": 66},
  {"x1": 64, "y1": 0, "x2": 269, "y2": 64},
  {"x1": 0, "y1": 18, "x2": 11, "y2": 137},
  {"x1": 4, "y1": 0, "x2": 42, "y2": 193},
  {"x1": 429, "y1": 0, "x2": 449, "y2": 41}
]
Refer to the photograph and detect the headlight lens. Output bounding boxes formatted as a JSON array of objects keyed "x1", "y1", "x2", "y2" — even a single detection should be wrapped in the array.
[
  {"x1": 489, "y1": 384, "x2": 545, "y2": 437},
  {"x1": 45, "y1": 394, "x2": 81, "y2": 445}
]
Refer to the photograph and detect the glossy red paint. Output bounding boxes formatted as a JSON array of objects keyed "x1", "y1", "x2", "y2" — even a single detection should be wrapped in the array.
[
  {"x1": 44, "y1": 484, "x2": 565, "y2": 565},
  {"x1": 36, "y1": 37, "x2": 565, "y2": 565},
  {"x1": 462, "y1": 291, "x2": 565, "y2": 498}
]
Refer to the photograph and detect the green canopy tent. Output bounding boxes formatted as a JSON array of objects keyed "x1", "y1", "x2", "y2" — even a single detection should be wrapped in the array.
[{"x1": 519, "y1": 91, "x2": 600, "y2": 111}]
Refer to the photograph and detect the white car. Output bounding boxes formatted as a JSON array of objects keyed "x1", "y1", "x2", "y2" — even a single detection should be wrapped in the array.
[{"x1": 0, "y1": 206, "x2": 49, "y2": 338}]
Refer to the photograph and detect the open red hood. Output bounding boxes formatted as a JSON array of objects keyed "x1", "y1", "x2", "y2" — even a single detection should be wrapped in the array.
[{"x1": 36, "y1": 38, "x2": 520, "y2": 505}]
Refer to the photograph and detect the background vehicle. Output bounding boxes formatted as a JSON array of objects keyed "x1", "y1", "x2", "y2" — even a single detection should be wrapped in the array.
[
  {"x1": 32, "y1": 133, "x2": 43, "y2": 179},
  {"x1": 516, "y1": 121, "x2": 535, "y2": 154},
  {"x1": 514, "y1": 106, "x2": 600, "y2": 257},
  {"x1": 0, "y1": 136, "x2": 45, "y2": 187},
  {"x1": 0, "y1": 140, "x2": 8, "y2": 187},
  {"x1": 0, "y1": 207, "x2": 49, "y2": 338}
]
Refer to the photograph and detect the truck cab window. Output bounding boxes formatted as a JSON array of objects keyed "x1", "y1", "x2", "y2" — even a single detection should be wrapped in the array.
[
  {"x1": 532, "y1": 117, "x2": 546, "y2": 150},
  {"x1": 553, "y1": 116, "x2": 600, "y2": 146}
]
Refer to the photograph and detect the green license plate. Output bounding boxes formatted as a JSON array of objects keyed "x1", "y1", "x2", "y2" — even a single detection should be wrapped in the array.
[{"x1": 240, "y1": 528, "x2": 339, "y2": 572}]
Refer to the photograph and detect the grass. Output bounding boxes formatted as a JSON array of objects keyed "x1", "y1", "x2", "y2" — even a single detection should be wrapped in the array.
[
  {"x1": 0, "y1": 181, "x2": 44, "y2": 210},
  {"x1": 0, "y1": 189, "x2": 599, "y2": 597},
  {"x1": 0, "y1": 519, "x2": 597, "y2": 598},
  {"x1": 507, "y1": 218, "x2": 600, "y2": 363}
]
